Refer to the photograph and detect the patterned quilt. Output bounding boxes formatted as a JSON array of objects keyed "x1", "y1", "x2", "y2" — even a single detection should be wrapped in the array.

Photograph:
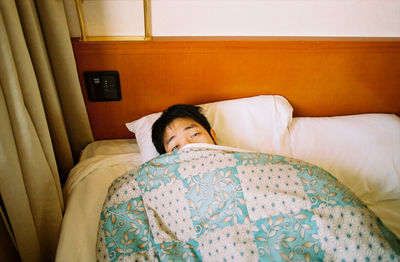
[{"x1": 97, "y1": 145, "x2": 400, "y2": 261}]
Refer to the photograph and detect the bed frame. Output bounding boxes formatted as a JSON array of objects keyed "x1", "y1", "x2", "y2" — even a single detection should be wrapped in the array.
[{"x1": 71, "y1": 37, "x2": 400, "y2": 140}]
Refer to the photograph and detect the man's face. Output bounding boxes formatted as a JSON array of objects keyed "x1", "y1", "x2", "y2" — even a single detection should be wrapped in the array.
[{"x1": 163, "y1": 118, "x2": 216, "y2": 153}]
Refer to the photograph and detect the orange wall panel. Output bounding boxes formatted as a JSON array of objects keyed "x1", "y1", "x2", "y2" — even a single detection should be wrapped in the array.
[{"x1": 72, "y1": 37, "x2": 400, "y2": 140}]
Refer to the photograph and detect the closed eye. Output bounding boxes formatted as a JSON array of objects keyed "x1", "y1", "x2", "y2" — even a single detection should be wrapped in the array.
[{"x1": 191, "y1": 132, "x2": 201, "y2": 138}]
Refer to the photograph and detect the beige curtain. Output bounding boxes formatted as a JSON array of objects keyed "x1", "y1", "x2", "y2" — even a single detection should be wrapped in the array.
[{"x1": 0, "y1": 0, "x2": 93, "y2": 261}]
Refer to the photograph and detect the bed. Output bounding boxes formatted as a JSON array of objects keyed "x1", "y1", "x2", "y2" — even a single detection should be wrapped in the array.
[
  {"x1": 55, "y1": 38, "x2": 400, "y2": 261},
  {"x1": 55, "y1": 95, "x2": 400, "y2": 261}
]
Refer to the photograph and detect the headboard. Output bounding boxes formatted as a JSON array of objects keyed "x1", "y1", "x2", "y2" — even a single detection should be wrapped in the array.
[{"x1": 71, "y1": 37, "x2": 400, "y2": 140}]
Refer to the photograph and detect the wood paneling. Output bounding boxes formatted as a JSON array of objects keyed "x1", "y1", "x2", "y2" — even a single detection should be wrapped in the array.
[{"x1": 71, "y1": 37, "x2": 400, "y2": 140}]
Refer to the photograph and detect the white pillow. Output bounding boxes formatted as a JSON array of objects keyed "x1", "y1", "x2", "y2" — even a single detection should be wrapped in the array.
[
  {"x1": 126, "y1": 113, "x2": 161, "y2": 163},
  {"x1": 126, "y1": 95, "x2": 293, "y2": 163},
  {"x1": 289, "y1": 114, "x2": 400, "y2": 204}
]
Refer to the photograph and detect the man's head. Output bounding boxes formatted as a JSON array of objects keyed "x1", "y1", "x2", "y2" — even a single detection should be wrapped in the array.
[{"x1": 152, "y1": 104, "x2": 216, "y2": 154}]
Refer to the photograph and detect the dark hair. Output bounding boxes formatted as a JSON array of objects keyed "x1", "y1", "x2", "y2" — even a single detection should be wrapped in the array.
[{"x1": 152, "y1": 104, "x2": 213, "y2": 154}]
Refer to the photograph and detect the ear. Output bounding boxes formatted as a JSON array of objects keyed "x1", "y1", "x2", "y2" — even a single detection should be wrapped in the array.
[{"x1": 211, "y1": 129, "x2": 217, "y2": 144}]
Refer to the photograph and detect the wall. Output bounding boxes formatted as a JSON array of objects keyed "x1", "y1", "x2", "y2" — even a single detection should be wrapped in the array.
[
  {"x1": 64, "y1": 0, "x2": 400, "y2": 38},
  {"x1": 72, "y1": 39, "x2": 400, "y2": 139}
]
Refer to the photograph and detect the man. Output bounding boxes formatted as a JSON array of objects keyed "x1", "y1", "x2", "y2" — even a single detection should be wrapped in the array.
[{"x1": 152, "y1": 104, "x2": 217, "y2": 154}]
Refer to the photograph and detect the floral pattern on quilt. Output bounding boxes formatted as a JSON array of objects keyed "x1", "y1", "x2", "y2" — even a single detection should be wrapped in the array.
[{"x1": 97, "y1": 146, "x2": 400, "y2": 261}]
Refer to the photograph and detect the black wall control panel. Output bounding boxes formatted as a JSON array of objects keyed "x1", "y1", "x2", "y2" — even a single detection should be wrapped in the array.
[{"x1": 84, "y1": 71, "x2": 121, "y2": 101}]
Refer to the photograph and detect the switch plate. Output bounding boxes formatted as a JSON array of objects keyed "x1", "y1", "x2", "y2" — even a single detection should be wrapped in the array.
[{"x1": 84, "y1": 71, "x2": 121, "y2": 102}]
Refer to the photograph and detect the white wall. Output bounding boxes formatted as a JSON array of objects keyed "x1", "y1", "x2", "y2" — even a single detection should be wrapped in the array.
[{"x1": 64, "y1": 0, "x2": 400, "y2": 37}]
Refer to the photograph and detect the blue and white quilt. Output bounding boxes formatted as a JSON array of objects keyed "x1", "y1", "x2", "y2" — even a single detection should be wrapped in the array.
[{"x1": 97, "y1": 145, "x2": 400, "y2": 261}]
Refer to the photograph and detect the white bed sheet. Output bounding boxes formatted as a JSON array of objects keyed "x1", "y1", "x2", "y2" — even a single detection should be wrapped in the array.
[
  {"x1": 56, "y1": 153, "x2": 142, "y2": 262},
  {"x1": 79, "y1": 139, "x2": 139, "y2": 161},
  {"x1": 289, "y1": 114, "x2": 400, "y2": 238}
]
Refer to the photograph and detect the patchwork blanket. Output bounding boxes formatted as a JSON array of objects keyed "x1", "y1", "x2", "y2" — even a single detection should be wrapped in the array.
[{"x1": 97, "y1": 145, "x2": 400, "y2": 261}]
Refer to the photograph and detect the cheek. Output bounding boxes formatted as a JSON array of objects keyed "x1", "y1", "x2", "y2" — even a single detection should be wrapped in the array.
[{"x1": 199, "y1": 134, "x2": 214, "y2": 144}]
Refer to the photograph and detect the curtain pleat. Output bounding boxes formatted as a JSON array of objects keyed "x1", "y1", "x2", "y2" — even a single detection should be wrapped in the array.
[
  {"x1": 35, "y1": 0, "x2": 94, "y2": 163},
  {"x1": 16, "y1": 0, "x2": 74, "y2": 181},
  {"x1": 0, "y1": 0, "x2": 94, "y2": 261},
  {"x1": 0, "y1": 84, "x2": 41, "y2": 262},
  {"x1": 2, "y1": 0, "x2": 63, "y2": 199},
  {"x1": 0, "y1": 9, "x2": 63, "y2": 260}
]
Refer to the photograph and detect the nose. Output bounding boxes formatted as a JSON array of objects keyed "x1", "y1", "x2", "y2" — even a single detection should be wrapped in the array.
[{"x1": 180, "y1": 137, "x2": 191, "y2": 148}]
